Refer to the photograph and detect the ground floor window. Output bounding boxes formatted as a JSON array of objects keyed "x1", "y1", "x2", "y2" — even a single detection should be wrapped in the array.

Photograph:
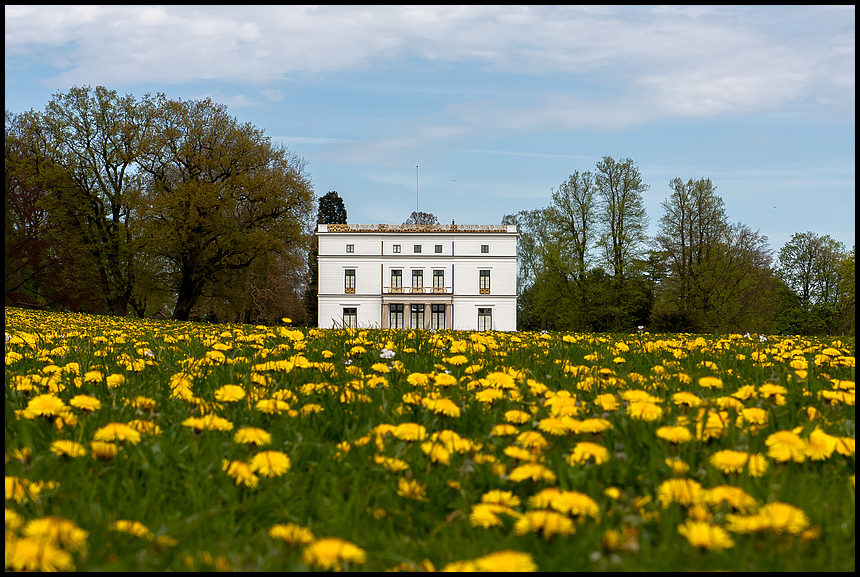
[
  {"x1": 410, "y1": 304, "x2": 424, "y2": 329},
  {"x1": 342, "y1": 308, "x2": 357, "y2": 328},
  {"x1": 478, "y1": 308, "x2": 492, "y2": 331},
  {"x1": 431, "y1": 304, "x2": 446, "y2": 330},
  {"x1": 390, "y1": 304, "x2": 404, "y2": 329}
]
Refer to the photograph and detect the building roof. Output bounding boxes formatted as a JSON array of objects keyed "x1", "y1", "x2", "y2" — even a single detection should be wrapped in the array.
[{"x1": 318, "y1": 224, "x2": 517, "y2": 233}]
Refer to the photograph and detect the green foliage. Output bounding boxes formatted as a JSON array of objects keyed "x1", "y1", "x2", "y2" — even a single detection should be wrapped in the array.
[{"x1": 5, "y1": 87, "x2": 315, "y2": 323}]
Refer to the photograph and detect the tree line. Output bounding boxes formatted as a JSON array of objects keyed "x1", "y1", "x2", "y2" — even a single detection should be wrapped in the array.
[
  {"x1": 6, "y1": 86, "x2": 314, "y2": 322},
  {"x1": 503, "y1": 158, "x2": 854, "y2": 335},
  {"x1": 5, "y1": 87, "x2": 854, "y2": 334}
]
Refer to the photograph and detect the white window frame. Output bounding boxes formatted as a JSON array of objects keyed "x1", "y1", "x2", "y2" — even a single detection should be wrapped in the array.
[
  {"x1": 478, "y1": 308, "x2": 493, "y2": 331},
  {"x1": 390, "y1": 304, "x2": 404, "y2": 329},
  {"x1": 431, "y1": 304, "x2": 446, "y2": 330}
]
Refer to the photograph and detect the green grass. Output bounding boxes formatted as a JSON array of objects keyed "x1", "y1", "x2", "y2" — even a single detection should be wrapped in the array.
[{"x1": 4, "y1": 307, "x2": 855, "y2": 571}]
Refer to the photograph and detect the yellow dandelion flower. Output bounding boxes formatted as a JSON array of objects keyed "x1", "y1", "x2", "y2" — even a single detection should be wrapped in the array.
[
  {"x1": 434, "y1": 373, "x2": 458, "y2": 387},
  {"x1": 657, "y1": 478, "x2": 706, "y2": 508},
  {"x1": 746, "y1": 453, "x2": 769, "y2": 477},
  {"x1": 579, "y1": 418, "x2": 612, "y2": 433},
  {"x1": 538, "y1": 417, "x2": 571, "y2": 436},
  {"x1": 484, "y1": 372, "x2": 516, "y2": 389},
  {"x1": 222, "y1": 459, "x2": 259, "y2": 488},
  {"x1": 22, "y1": 516, "x2": 89, "y2": 552},
  {"x1": 508, "y1": 462, "x2": 557, "y2": 483},
  {"x1": 69, "y1": 395, "x2": 101, "y2": 412},
  {"x1": 706, "y1": 486, "x2": 758, "y2": 513},
  {"x1": 568, "y1": 442, "x2": 610, "y2": 465},
  {"x1": 422, "y1": 397, "x2": 461, "y2": 417},
  {"x1": 514, "y1": 509, "x2": 575, "y2": 540},
  {"x1": 709, "y1": 450, "x2": 749, "y2": 474},
  {"x1": 698, "y1": 376, "x2": 723, "y2": 389},
  {"x1": 677, "y1": 520, "x2": 734, "y2": 551},
  {"x1": 490, "y1": 424, "x2": 519, "y2": 436},
  {"x1": 805, "y1": 427, "x2": 837, "y2": 460},
  {"x1": 4, "y1": 536, "x2": 75, "y2": 571},
  {"x1": 481, "y1": 490, "x2": 521, "y2": 508},
  {"x1": 214, "y1": 385, "x2": 246, "y2": 402},
  {"x1": 25, "y1": 394, "x2": 67, "y2": 417},
  {"x1": 665, "y1": 457, "x2": 690, "y2": 474},
  {"x1": 834, "y1": 436, "x2": 855, "y2": 457},
  {"x1": 505, "y1": 410, "x2": 532, "y2": 424},
  {"x1": 256, "y1": 399, "x2": 291, "y2": 414},
  {"x1": 269, "y1": 523, "x2": 315, "y2": 545},
  {"x1": 656, "y1": 426, "x2": 693, "y2": 444},
  {"x1": 234, "y1": 427, "x2": 272, "y2": 446},
  {"x1": 373, "y1": 454, "x2": 410, "y2": 473},
  {"x1": 396, "y1": 477, "x2": 428, "y2": 501},
  {"x1": 476, "y1": 388, "x2": 504, "y2": 404},
  {"x1": 110, "y1": 519, "x2": 152, "y2": 539},
  {"x1": 90, "y1": 441, "x2": 119, "y2": 460},
  {"x1": 93, "y1": 422, "x2": 141, "y2": 444},
  {"x1": 420, "y1": 441, "x2": 452, "y2": 465},
  {"x1": 504, "y1": 445, "x2": 537, "y2": 461},
  {"x1": 105, "y1": 374, "x2": 125, "y2": 388},
  {"x1": 473, "y1": 550, "x2": 537, "y2": 572},
  {"x1": 302, "y1": 537, "x2": 366, "y2": 570},
  {"x1": 516, "y1": 430, "x2": 547, "y2": 450},
  {"x1": 249, "y1": 451, "x2": 291, "y2": 477},
  {"x1": 469, "y1": 503, "x2": 507, "y2": 528},
  {"x1": 766, "y1": 430, "x2": 807, "y2": 463},
  {"x1": 594, "y1": 393, "x2": 619, "y2": 411},
  {"x1": 550, "y1": 490, "x2": 600, "y2": 518},
  {"x1": 393, "y1": 422, "x2": 427, "y2": 441},
  {"x1": 49, "y1": 440, "x2": 87, "y2": 458},
  {"x1": 627, "y1": 401, "x2": 663, "y2": 422},
  {"x1": 757, "y1": 502, "x2": 810, "y2": 535},
  {"x1": 406, "y1": 372, "x2": 431, "y2": 386}
]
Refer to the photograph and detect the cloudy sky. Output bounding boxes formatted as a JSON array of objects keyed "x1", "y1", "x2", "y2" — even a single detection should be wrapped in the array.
[{"x1": 5, "y1": 5, "x2": 855, "y2": 252}]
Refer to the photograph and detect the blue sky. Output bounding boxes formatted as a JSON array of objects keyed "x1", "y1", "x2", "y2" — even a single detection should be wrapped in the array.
[{"x1": 5, "y1": 5, "x2": 855, "y2": 253}]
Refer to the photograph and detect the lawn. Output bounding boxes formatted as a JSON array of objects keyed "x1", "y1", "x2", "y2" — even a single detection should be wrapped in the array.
[{"x1": 4, "y1": 307, "x2": 855, "y2": 571}]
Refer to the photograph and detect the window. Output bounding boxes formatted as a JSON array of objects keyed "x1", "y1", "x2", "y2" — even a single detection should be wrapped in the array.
[
  {"x1": 346, "y1": 244, "x2": 354, "y2": 253},
  {"x1": 412, "y1": 270, "x2": 423, "y2": 290},
  {"x1": 481, "y1": 244, "x2": 489, "y2": 254},
  {"x1": 433, "y1": 270, "x2": 445, "y2": 289},
  {"x1": 391, "y1": 269, "x2": 402, "y2": 288},
  {"x1": 393, "y1": 244, "x2": 401, "y2": 253},
  {"x1": 413, "y1": 244, "x2": 422, "y2": 253},
  {"x1": 435, "y1": 244, "x2": 443, "y2": 253},
  {"x1": 431, "y1": 304, "x2": 446, "y2": 330},
  {"x1": 389, "y1": 304, "x2": 404, "y2": 329},
  {"x1": 478, "y1": 308, "x2": 493, "y2": 331},
  {"x1": 343, "y1": 308, "x2": 357, "y2": 328},
  {"x1": 479, "y1": 270, "x2": 490, "y2": 293},
  {"x1": 344, "y1": 269, "x2": 356, "y2": 292},
  {"x1": 410, "y1": 304, "x2": 424, "y2": 329}
]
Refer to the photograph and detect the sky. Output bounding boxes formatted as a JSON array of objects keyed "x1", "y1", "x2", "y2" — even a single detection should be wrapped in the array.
[{"x1": 5, "y1": 5, "x2": 855, "y2": 254}]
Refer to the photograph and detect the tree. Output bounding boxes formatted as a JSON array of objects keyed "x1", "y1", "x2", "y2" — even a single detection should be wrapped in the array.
[
  {"x1": 140, "y1": 97, "x2": 314, "y2": 321},
  {"x1": 28, "y1": 86, "x2": 163, "y2": 316},
  {"x1": 404, "y1": 211, "x2": 440, "y2": 225},
  {"x1": 652, "y1": 177, "x2": 777, "y2": 332},
  {"x1": 305, "y1": 191, "x2": 348, "y2": 326},
  {"x1": 5, "y1": 110, "x2": 104, "y2": 312},
  {"x1": 594, "y1": 156, "x2": 649, "y2": 282},
  {"x1": 547, "y1": 170, "x2": 597, "y2": 283},
  {"x1": 777, "y1": 232, "x2": 849, "y2": 334},
  {"x1": 317, "y1": 191, "x2": 347, "y2": 224}
]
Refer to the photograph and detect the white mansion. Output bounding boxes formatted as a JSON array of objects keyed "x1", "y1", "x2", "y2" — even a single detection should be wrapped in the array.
[{"x1": 316, "y1": 223, "x2": 518, "y2": 331}]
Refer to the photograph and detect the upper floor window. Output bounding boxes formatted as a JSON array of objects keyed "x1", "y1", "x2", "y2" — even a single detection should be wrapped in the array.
[
  {"x1": 412, "y1": 270, "x2": 423, "y2": 288},
  {"x1": 435, "y1": 244, "x2": 443, "y2": 253},
  {"x1": 391, "y1": 269, "x2": 402, "y2": 288},
  {"x1": 479, "y1": 270, "x2": 490, "y2": 293},
  {"x1": 413, "y1": 244, "x2": 422, "y2": 253},
  {"x1": 344, "y1": 269, "x2": 356, "y2": 291},
  {"x1": 481, "y1": 244, "x2": 489, "y2": 254},
  {"x1": 346, "y1": 244, "x2": 355, "y2": 253},
  {"x1": 393, "y1": 244, "x2": 401, "y2": 253},
  {"x1": 433, "y1": 270, "x2": 445, "y2": 288}
]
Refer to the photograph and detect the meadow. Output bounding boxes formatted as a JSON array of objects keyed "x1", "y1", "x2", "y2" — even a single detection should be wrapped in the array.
[{"x1": 4, "y1": 306, "x2": 855, "y2": 571}]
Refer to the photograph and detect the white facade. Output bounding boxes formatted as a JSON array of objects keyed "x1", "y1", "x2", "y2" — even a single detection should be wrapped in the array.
[{"x1": 317, "y1": 223, "x2": 518, "y2": 331}]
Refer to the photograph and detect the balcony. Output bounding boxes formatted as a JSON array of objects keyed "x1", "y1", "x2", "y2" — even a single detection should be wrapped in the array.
[{"x1": 385, "y1": 286, "x2": 450, "y2": 294}]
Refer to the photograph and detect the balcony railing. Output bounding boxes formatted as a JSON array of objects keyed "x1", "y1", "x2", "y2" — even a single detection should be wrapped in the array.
[{"x1": 384, "y1": 286, "x2": 450, "y2": 294}]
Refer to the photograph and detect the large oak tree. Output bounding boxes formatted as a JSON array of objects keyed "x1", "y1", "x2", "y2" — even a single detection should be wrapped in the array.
[{"x1": 140, "y1": 97, "x2": 314, "y2": 321}]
